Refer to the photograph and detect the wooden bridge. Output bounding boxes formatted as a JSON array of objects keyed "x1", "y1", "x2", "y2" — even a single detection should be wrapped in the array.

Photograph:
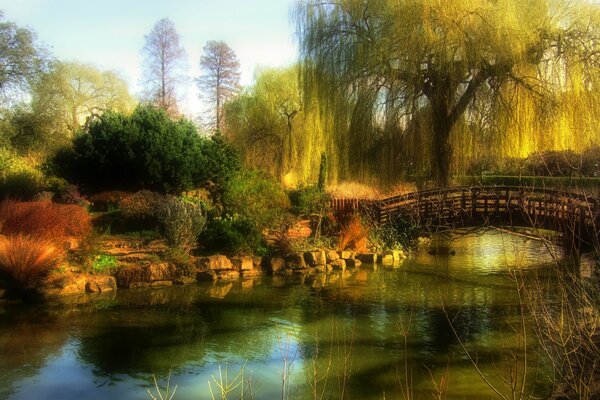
[{"x1": 331, "y1": 186, "x2": 600, "y2": 251}]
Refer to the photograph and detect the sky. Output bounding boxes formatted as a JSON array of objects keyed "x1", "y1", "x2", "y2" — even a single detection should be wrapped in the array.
[{"x1": 0, "y1": 0, "x2": 299, "y2": 116}]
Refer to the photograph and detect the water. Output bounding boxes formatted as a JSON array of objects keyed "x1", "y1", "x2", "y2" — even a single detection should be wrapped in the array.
[{"x1": 0, "y1": 229, "x2": 562, "y2": 399}]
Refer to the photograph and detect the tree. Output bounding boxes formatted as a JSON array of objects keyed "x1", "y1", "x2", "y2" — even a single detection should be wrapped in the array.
[
  {"x1": 296, "y1": 0, "x2": 600, "y2": 186},
  {"x1": 54, "y1": 105, "x2": 240, "y2": 193},
  {"x1": 223, "y1": 66, "x2": 326, "y2": 186},
  {"x1": 197, "y1": 40, "x2": 241, "y2": 131},
  {"x1": 0, "y1": 11, "x2": 48, "y2": 104},
  {"x1": 6, "y1": 61, "x2": 135, "y2": 154},
  {"x1": 141, "y1": 18, "x2": 187, "y2": 117}
]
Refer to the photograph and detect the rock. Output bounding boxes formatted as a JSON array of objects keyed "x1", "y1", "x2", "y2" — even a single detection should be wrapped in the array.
[
  {"x1": 286, "y1": 253, "x2": 307, "y2": 270},
  {"x1": 150, "y1": 280, "x2": 173, "y2": 287},
  {"x1": 269, "y1": 257, "x2": 286, "y2": 274},
  {"x1": 339, "y1": 250, "x2": 355, "y2": 260},
  {"x1": 40, "y1": 273, "x2": 116, "y2": 297},
  {"x1": 231, "y1": 256, "x2": 254, "y2": 271},
  {"x1": 381, "y1": 253, "x2": 394, "y2": 266},
  {"x1": 174, "y1": 276, "x2": 197, "y2": 285},
  {"x1": 241, "y1": 269, "x2": 262, "y2": 278},
  {"x1": 115, "y1": 262, "x2": 178, "y2": 288},
  {"x1": 345, "y1": 259, "x2": 362, "y2": 268},
  {"x1": 326, "y1": 250, "x2": 340, "y2": 262},
  {"x1": 314, "y1": 265, "x2": 327, "y2": 273},
  {"x1": 304, "y1": 250, "x2": 327, "y2": 267},
  {"x1": 197, "y1": 255, "x2": 233, "y2": 271},
  {"x1": 85, "y1": 275, "x2": 116, "y2": 293},
  {"x1": 196, "y1": 270, "x2": 217, "y2": 281},
  {"x1": 252, "y1": 257, "x2": 263, "y2": 270},
  {"x1": 330, "y1": 259, "x2": 346, "y2": 271},
  {"x1": 357, "y1": 253, "x2": 377, "y2": 264},
  {"x1": 216, "y1": 270, "x2": 240, "y2": 281}
]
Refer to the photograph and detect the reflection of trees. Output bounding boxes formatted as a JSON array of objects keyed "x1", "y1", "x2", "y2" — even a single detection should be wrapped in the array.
[{"x1": 0, "y1": 309, "x2": 69, "y2": 399}]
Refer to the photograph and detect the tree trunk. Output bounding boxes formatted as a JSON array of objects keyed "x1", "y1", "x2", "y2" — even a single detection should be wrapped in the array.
[{"x1": 431, "y1": 100, "x2": 453, "y2": 188}]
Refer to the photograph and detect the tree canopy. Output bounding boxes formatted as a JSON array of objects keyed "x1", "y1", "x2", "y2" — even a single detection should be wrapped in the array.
[
  {"x1": 0, "y1": 11, "x2": 48, "y2": 104},
  {"x1": 197, "y1": 40, "x2": 241, "y2": 132},
  {"x1": 4, "y1": 61, "x2": 135, "y2": 154},
  {"x1": 296, "y1": 0, "x2": 600, "y2": 186},
  {"x1": 141, "y1": 18, "x2": 187, "y2": 117}
]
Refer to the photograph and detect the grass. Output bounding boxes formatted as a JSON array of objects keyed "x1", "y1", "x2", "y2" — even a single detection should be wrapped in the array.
[{"x1": 0, "y1": 234, "x2": 64, "y2": 289}]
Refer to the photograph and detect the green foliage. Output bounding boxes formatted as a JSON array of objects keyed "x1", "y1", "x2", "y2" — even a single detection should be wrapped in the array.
[
  {"x1": 289, "y1": 185, "x2": 329, "y2": 216},
  {"x1": 203, "y1": 217, "x2": 267, "y2": 256},
  {"x1": 369, "y1": 217, "x2": 420, "y2": 251},
  {"x1": 317, "y1": 152, "x2": 327, "y2": 191},
  {"x1": 0, "y1": 148, "x2": 45, "y2": 199},
  {"x1": 91, "y1": 254, "x2": 118, "y2": 273},
  {"x1": 157, "y1": 195, "x2": 207, "y2": 254},
  {"x1": 222, "y1": 170, "x2": 289, "y2": 231},
  {"x1": 54, "y1": 105, "x2": 240, "y2": 194}
]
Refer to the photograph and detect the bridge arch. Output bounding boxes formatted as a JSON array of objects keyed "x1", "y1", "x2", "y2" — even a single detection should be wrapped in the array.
[{"x1": 331, "y1": 186, "x2": 600, "y2": 252}]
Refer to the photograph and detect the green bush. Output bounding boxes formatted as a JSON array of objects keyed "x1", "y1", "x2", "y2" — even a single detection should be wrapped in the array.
[
  {"x1": 0, "y1": 148, "x2": 45, "y2": 199},
  {"x1": 91, "y1": 254, "x2": 118, "y2": 273},
  {"x1": 157, "y1": 196, "x2": 207, "y2": 254},
  {"x1": 289, "y1": 185, "x2": 330, "y2": 216},
  {"x1": 223, "y1": 170, "x2": 289, "y2": 231},
  {"x1": 53, "y1": 105, "x2": 240, "y2": 194},
  {"x1": 369, "y1": 216, "x2": 420, "y2": 251},
  {"x1": 203, "y1": 217, "x2": 267, "y2": 255}
]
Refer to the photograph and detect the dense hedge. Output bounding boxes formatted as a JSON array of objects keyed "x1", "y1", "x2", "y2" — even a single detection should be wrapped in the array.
[{"x1": 54, "y1": 105, "x2": 240, "y2": 194}]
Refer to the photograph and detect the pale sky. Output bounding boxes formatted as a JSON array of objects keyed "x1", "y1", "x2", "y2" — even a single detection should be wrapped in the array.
[{"x1": 0, "y1": 0, "x2": 299, "y2": 116}]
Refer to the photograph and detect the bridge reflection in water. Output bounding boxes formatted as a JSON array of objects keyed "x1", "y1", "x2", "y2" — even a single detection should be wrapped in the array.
[{"x1": 331, "y1": 186, "x2": 600, "y2": 252}]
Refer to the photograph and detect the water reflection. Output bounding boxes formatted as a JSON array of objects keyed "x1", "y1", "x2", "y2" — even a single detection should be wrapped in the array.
[{"x1": 0, "y1": 229, "x2": 561, "y2": 399}]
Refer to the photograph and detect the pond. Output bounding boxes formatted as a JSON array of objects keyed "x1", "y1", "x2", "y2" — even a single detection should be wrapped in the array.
[{"x1": 0, "y1": 229, "x2": 563, "y2": 399}]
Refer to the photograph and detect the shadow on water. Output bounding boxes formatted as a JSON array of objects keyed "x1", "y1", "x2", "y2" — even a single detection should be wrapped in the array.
[{"x1": 0, "y1": 228, "x2": 563, "y2": 399}]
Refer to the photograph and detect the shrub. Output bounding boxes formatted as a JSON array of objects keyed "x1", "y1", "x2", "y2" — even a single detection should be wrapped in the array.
[
  {"x1": 0, "y1": 234, "x2": 63, "y2": 289},
  {"x1": 338, "y1": 213, "x2": 368, "y2": 253},
  {"x1": 53, "y1": 105, "x2": 240, "y2": 194},
  {"x1": 0, "y1": 148, "x2": 45, "y2": 199},
  {"x1": 156, "y1": 196, "x2": 207, "y2": 254},
  {"x1": 223, "y1": 170, "x2": 289, "y2": 231},
  {"x1": 203, "y1": 217, "x2": 266, "y2": 255},
  {"x1": 369, "y1": 216, "x2": 420, "y2": 251},
  {"x1": 91, "y1": 254, "x2": 119, "y2": 273},
  {"x1": 0, "y1": 200, "x2": 92, "y2": 242}
]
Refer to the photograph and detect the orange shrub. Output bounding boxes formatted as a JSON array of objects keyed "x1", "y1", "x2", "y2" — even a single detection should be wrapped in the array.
[
  {"x1": 338, "y1": 213, "x2": 368, "y2": 253},
  {"x1": 0, "y1": 235, "x2": 64, "y2": 288},
  {"x1": 0, "y1": 200, "x2": 92, "y2": 242}
]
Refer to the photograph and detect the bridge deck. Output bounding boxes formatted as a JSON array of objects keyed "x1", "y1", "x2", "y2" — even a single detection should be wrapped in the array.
[{"x1": 331, "y1": 186, "x2": 600, "y2": 250}]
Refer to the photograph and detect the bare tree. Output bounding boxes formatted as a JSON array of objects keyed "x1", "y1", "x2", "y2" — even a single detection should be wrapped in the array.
[
  {"x1": 197, "y1": 40, "x2": 240, "y2": 132},
  {"x1": 141, "y1": 18, "x2": 187, "y2": 117}
]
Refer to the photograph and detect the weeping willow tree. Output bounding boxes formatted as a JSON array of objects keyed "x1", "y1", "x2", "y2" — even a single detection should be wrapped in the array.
[
  {"x1": 223, "y1": 66, "x2": 327, "y2": 187},
  {"x1": 296, "y1": 0, "x2": 600, "y2": 187}
]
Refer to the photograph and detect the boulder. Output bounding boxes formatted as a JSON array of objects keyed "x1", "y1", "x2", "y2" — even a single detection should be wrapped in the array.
[
  {"x1": 269, "y1": 258, "x2": 286, "y2": 274},
  {"x1": 197, "y1": 255, "x2": 233, "y2": 271},
  {"x1": 286, "y1": 253, "x2": 307, "y2": 270},
  {"x1": 150, "y1": 280, "x2": 173, "y2": 287},
  {"x1": 357, "y1": 253, "x2": 377, "y2": 264},
  {"x1": 216, "y1": 270, "x2": 240, "y2": 281},
  {"x1": 231, "y1": 256, "x2": 254, "y2": 271},
  {"x1": 85, "y1": 275, "x2": 117, "y2": 293},
  {"x1": 174, "y1": 276, "x2": 197, "y2": 285},
  {"x1": 330, "y1": 259, "x2": 346, "y2": 271},
  {"x1": 197, "y1": 270, "x2": 218, "y2": 281},
  {"x1": 252, "y1": 257, "x2": 263, "y2": 270},
  {"x1": 345, "y1": 259, "x2": 362, "y2": 268},
  {"x1": 41, "y1": 273, "x2": 116, "y2": 297},
  {"x1": 241, "y1": 269, "x2": 262, "y2": 278},
  {"x1": 314, "y1": 265, "x2": 327, "y2": 273},
  {"x1": 339, "y1": 250, "x2": 355, "y2": 260},
  {"x1": 304, "y1": 250, "x2": 327, "y2": 267},
  {"x1": 381, "y1": 253, "x2": 394, "y2": 266},
  {"x1": 115, "y1": 262, "x2": 178, "y2": 288},
  {"x1": 326, "y1": 250, "x2": 340, "y2": 262}
]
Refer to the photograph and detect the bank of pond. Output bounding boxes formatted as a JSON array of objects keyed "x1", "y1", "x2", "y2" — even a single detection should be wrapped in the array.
[{"x1": 1, "y1": 229, "x2": 598, "y2": 399}]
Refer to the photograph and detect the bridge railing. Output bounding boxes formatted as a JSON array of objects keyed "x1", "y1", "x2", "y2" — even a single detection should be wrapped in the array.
[{"x1": 330, "y1": 185, "x2": 600, "y2": 235}]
